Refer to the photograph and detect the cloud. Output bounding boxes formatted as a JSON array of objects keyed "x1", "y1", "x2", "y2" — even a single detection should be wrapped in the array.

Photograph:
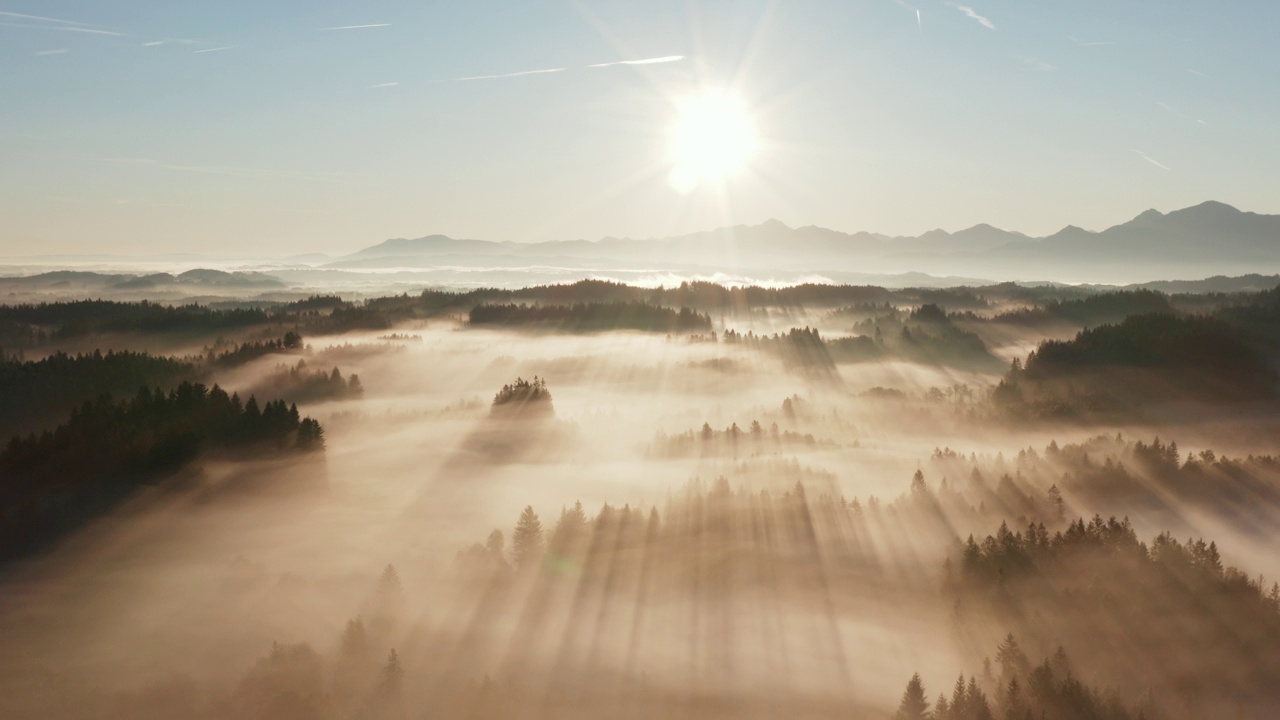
[
  {"x1": 945, "y1": 2, "x2": 996, "y2": 30},
  {"x1": 1157, "y1": 101, "x2": 1207, "y2": 126},
  {"x1": 588, "y1": 55, "x2": 685, "y2": 68},
  {"x1": 96, "y1": 157, "x2": 345, "y2": 183},
  {"x1": 0, "y1": 21, "x2": 126, "y2": 36},
  {"x1": 449, "y1": 56, "x2": 680, "y2": 82},
  {"x1": 1068, "y1": 36, "x2": 1115, "y2": 47},
  {"x1": 142, "y1": 38, "x2": 211, "y2": 47},
  {"x1": 452, "y1": 67, "x2": 566, "y2": 82},
  {"x1": 1129, "y1": 149, "x2": 1170, "y2": 171},
  {"x1": 0, "y1": 10, "x2": 96, "y2": 26},
  {"x1": 192, "y1": 46, "x2": 236, "y2": 54},
  {"x1": 1187, "y1": 68, "x2": 1211, "y2": 79},
  {"x1": 368, "y1": 82, "x2": 399, "y2": 89},
  {"x1": 36, "y1": 48, "x2": 69, "y2": 56},
  {"x1": 322, "y1": 24, "x2": 391, "y2": 31},
  {"x1": 1017, "y1": 56, "x2": 1057, "y2": 73}
]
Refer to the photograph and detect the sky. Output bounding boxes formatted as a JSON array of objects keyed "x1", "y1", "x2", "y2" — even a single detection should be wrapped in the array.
[{"x1": 1, "y1": 1, "x2": 1278, "y2": 257}]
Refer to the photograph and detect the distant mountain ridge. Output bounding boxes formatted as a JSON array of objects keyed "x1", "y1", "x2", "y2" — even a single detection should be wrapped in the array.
[
  {"x1": 334, "y1": 201, "x2": 1280, "y2": 283},
  {"x1": 0, "y1": 269, "x2": 283, "y2": 292}
]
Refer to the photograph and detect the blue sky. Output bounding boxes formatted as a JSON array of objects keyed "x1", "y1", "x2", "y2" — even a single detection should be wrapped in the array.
[{"x1": 2, "y1": 1, "x2": 1278, "y2": 255}]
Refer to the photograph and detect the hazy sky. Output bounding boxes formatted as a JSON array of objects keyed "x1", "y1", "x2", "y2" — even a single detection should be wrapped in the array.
[{"x1": 2, "y1": 1, "x2": 1278, "y2": 256}]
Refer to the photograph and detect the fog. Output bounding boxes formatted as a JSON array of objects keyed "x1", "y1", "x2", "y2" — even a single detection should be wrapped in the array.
[{"x1": 2, "y1": 293, "x2": 1280, "y2": 719}]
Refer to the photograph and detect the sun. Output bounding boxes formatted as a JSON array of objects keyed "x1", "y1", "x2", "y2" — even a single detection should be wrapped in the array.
[{"x1": 668, "y1": 90, "x2": 756, "y2": 193}]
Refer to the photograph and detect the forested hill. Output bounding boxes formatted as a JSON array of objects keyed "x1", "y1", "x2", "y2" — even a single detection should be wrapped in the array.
[
  {"x1": 469, "y1": 301, "x2": 711, "y2": 333},
  {"x1": 995, "y1": 311, "x2": 1280, "y2": 417},
  {"x1": 0, "y1": 349, "x2": 197, "y2": 438},
  {"x1": 0, "y1": 382, "x2": 324, "y2": 561}
]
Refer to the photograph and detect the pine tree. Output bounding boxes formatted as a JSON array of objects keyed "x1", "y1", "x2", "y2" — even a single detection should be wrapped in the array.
[
  {"x1": 995, "y1": 634, "x2": 1029, "y2": 685},
  {"x1": 379, "y1": 564, "x2": 402, "y2": 598},
  {"x1": 894, "y1": 673, "x2": 931, "y2": 720},
  {"x1": 511, "y1": 505, "x2": 545, "y2": 571},
  {"x1": 951, "y1": 674, "x2": 968, "y2": 717},
  {"x1": 934, "y1": 693, "x2": 950, "y2": 719},
  {"x1": 552, "y1": 501, "x2": 587, "y2": 549},
  {"x1": 1047, "y1": 484, "x2": 1065, "y2": 521},
  {"x1": 340, "y1": 617, "x2": 368, "y2": 657},
  {"x1": 486, "y1": 529, "x2": 505, "y2": 558},
  {"x1": 911, "y1": 469, "x2": 928, "y2": 495},
  {"x1": 380, "y1": 648, "x2": 403, "y2": 696}
]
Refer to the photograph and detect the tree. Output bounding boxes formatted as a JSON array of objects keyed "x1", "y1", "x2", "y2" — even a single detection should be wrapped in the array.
[
  {"x1": 379, "y1": 649, "x2": 403, "y2": 696},
  {"x1": 895, "y1": 673, "x2": 931, "y2": 720},
  {"x1": 379, "y1": 564, "x2": 402, "y2": 597},
  {"x1": 552, "y1": 501, "x2": 587, "y2": 549},
  {"x1": 911, "y1": 469, "x2": 928, "y2": 495},
  {"x1": 339, "y1": 617, "x2": 368, "y2": 657},
  {"x1": 995, "y1": 633, "x2": 1029, "y2": 685},
  {"x1": 1047, "y1": 484, "x2": 1065, "y2": 521},
  {"x1": 297, "y1": 417, "x2": 324, "y2": 449},
  {"x1": 511, "y1": 505, "x2": 545, "y2": 571},
  {"x1": 485, "y1": 529, "x2": 504, "y2": 558}
]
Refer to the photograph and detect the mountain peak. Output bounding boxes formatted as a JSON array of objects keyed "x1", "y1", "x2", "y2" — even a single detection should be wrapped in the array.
[
  {"x1": 1192, "y1": 200, "x2": 1239, "y2": 212},
  {"x1": 1049, "y1": 224, "x2": 1090, "y2": 238},
  {"x1": 1177, "y1": 200, "x2": 1242, "y2": 217}
]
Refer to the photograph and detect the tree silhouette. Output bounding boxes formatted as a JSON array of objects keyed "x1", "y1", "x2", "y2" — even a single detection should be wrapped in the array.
[
  {"x1": 379, "y1": 649, "x2": 403, "y2": 696},
  {"x1": 511, "y1": 505, "x2": 545, "y2": 571},
  {"x1": 895, "y1": 672, "x2": 931, "y2": 720}
]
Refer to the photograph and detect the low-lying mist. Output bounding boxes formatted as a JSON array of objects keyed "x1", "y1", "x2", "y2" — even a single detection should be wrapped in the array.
[{"x1": 2, "y1": 283, "x2": 1280, "y2": 719}]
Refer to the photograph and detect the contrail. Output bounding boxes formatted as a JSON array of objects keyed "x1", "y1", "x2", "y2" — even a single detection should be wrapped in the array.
[
  {"x1": 0, "y1": 22, "x2": 127, "y2": 36},
  {"x1": 453, "y1": 67, "x2": 566, "y2": 82},
  {"x1": 1130, "y1": 149, "x2": 1170, "y2": 171},
  {"x1": 588, "y1": 55, "x2": 685, "y2": 68},
  {"x1": 322, "y1": 24, "x2": 391, "y2": 31},
  {"x1": 0, "y1": 10, "x2": 97, "y2": 26}
]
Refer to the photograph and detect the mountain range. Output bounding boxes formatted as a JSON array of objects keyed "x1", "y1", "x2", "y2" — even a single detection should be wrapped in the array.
[{"x1": 327, "y1": 201, "x2": 1280, "y2": 284}]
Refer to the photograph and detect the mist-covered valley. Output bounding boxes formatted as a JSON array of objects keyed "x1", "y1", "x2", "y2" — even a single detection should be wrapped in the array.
[{"x1": 2, "y1": 278, "x2": 1279, "y2": 719}]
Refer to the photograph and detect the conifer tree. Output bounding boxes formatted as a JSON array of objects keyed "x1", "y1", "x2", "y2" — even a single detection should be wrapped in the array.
[
  {"x1": 511, "y1": 505, "x2": 545, "y2": 571},
  {"x1": 894, "y1": 673, "x2": 931, "y2": 720}
]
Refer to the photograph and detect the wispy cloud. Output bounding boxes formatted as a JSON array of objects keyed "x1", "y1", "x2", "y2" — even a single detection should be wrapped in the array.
[
  {"x1": 322, "y1": 23, "x2": 391, "y2": 31},
  {"x1": 1017, "y1": 56, "x2": 1057, "y2": 73},
  {"x1": 1130, "y1": 149, "x2": 1170, "y2": 171},
  {"x1": 1157, "y1": 101, "x2": 1206, "y2": 126},
  {"x1": 945, "y1": 2, "x2": 996, "y2": 30},
  {"x1": 36, "y1": 48, "x2": 68, "y2": 56},
  {"x1": 0, "y1": 10, "x2": 96, "y2": 26},
  {"x1": 588, "y1": 55, "x2": 685, "y2": 68},
  {"x1": 448, "y1": 56, "x2": 680, "y2": 83},
  {"x1": 1187, "y1": 68, "x2": 1211, "y2": 79},
  {"x1": 192, "y1": 46, "x2": 236, "y2": 54},
  {"x1": 142, "y1": 38, "x2": 211, "y2": 47},
  {"x1": 0, "y1": 21, "x2": 127, "y2": 36},
  {"x1": 452, "y1": 67, "x2": 566, "y2": 82},
  {"x1": 1068, "y1": 36, "x2": 1115, "y2": 47},
  {"x1": 96, "y1": 157, "x2": 345, "y2": 183},
  {"x1": 368, "y1": 82, "x2": 399, "y2": 89}
]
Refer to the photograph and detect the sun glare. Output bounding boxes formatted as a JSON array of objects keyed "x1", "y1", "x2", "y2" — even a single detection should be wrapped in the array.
[{"x1": 669, "y1": 90, "x2": 756, "y2": 193}]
